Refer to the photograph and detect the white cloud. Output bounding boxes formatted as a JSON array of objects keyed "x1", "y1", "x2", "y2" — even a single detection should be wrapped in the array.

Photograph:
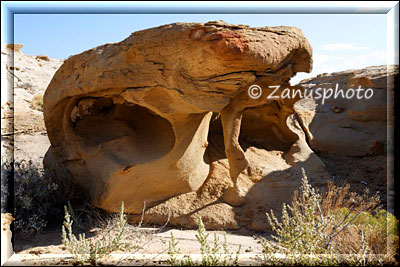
[
  {"x1": 320, "y1": 43, "x2": 370, "y2": 51},
  {"x1": 314, "y1": 50, "x2": 386, "y2": 73},
  {"x1": 290, "y1": 50, "x2": 387, "y2": 85}
]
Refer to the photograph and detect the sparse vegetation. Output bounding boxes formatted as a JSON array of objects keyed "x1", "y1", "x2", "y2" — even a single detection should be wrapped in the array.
[
  {"x1": 1, "y1": 160, "x2": 65, "y2": 235},
  {"x1": 330, "y1": 208, "x2": 399, "y2": 263},
  {"x1": 62, "y1": 201, "x2": 130, "y2": 266},
  {"x1": 31, "y1": 94, "x2": 44, "y2": 111},
  {"x1": 168, "y1": 217, "x2": 241, "y2": 266},
  {"x1": 259, "y1": 168, "x2": 398, "y2": 266},
  {"x1": 4, "y1": 160, "x2": 396, "y2": 266}
]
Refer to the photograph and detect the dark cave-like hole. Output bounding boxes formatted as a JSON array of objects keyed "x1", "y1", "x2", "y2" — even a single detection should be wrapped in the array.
[
  {"x1": 239, "y1": 106, "x2": 296, "y2": 153},
  {"x1": 73, "y1": 97, "x2": 175, "y2": 165},
  {"x1": 206, "y1": 104, "x2": 298, "y2": 162}
]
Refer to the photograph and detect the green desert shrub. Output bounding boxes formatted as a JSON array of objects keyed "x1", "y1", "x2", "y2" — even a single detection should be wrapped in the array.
[
  {"x1": 62, "y1": 201, "x2": 129, "y2": 265},
  {"x1": 168, "y1": 217, "x2": 241, "y2": 266},
  {"x1": 259, "y1": 168, "x2": 398, "y2": 266},
  {"x1": 1, "y1": 160, "x2": 65, "y2": 235}
]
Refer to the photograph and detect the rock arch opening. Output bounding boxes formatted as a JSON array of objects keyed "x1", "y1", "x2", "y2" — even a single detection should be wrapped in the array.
[{"x1": 73, "y1": 97, "x2": 176, "y2": 166}]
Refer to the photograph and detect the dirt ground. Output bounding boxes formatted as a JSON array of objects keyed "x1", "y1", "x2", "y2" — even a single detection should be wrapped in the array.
[{"x1": 8, "y1": 225, "x2": 267, "y2": 266}]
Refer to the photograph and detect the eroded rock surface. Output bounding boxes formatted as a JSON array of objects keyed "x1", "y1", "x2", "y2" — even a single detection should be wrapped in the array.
[
  {"x1": 44, "y1": 21, "x2": 329, "y2": 230},
  {"x1": 298, "y1": 65, "x2": 397, "y2": 157}
]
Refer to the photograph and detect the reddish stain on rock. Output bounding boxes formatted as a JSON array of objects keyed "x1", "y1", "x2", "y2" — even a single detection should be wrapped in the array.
[
  {"x1": 190, "y1": 29, "x2": 249, "y2": 55},
  {"x1": 208, "y1": 31, "x2": 249, "y2": 55}
]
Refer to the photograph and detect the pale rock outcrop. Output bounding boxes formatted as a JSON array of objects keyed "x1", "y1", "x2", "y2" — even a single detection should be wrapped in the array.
[
  {"x1": 43, "y1": 21, "x2": 329, "y2": 229},
  {"x1": 1, "y1": 213, "x2": 14, "y2": 265},
  {"x1": 298, "y1": 65, "x2": 397, "y2": 157},
  {"x1": 1, "y1": 45, "x2": 62, "y2": 165},
  {"x1": 1, "y1": 44, "x2": 62, "y2": 114}
]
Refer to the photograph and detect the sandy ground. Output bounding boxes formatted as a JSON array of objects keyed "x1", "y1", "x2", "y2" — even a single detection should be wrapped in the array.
[{"x1": 6, "y1": 226, "x2": 267, "y2": 266}]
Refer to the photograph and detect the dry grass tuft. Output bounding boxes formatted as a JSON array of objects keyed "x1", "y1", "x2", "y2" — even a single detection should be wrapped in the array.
[
  {"x1": 35, "y1": 55, "x2": 50, "y2": 61},
  {"x1": 31, "y1": 94, "x2": 44, "y2": 111},
  {"x1": 318, "y1": 182, "x2": 381, "y2": 215}
]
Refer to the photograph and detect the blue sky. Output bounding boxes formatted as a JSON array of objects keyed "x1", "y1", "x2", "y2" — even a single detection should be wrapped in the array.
[{"x1": 13, "y1": 13, "x2": 394, "y2": 82}]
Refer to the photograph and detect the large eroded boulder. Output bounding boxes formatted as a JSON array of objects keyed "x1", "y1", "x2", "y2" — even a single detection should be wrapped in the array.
[
  {"x1": 298, "y1": 65, "x2": 397, "y2": 157},
  {"x1": 43, "y1": 21, "x2": 329, "y2": 229}
]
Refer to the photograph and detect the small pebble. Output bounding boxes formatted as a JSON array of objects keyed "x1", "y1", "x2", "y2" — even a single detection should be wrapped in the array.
[
  {"x1": 332, "y1": 106, "x2": 344, "y2": 113},
  {"x1": 245, "y1": 246, "x2": 253, "y2": 252}
]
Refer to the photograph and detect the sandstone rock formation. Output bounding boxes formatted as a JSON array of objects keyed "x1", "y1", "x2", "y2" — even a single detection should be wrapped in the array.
[
  {"x1": 298, "y1": 65, "x2": 397, "y2": 157},
  {"x1": 1, "y1": 44, "x2": 62, "y2": 165},
  {"x1": 43, "y1": 21, "x2": 330, "y2": 230}
]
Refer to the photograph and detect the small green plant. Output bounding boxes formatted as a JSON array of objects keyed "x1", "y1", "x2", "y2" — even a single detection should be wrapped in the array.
[
  {"x1": 168, "y1": 217, "x2": 241, "y2": 266},
  {"x1": 62, "y1": 201, "x2": 128, "y2": 265},
  {"x1": 168, "y1": 231, "x2": 194, "y2": 266}
]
